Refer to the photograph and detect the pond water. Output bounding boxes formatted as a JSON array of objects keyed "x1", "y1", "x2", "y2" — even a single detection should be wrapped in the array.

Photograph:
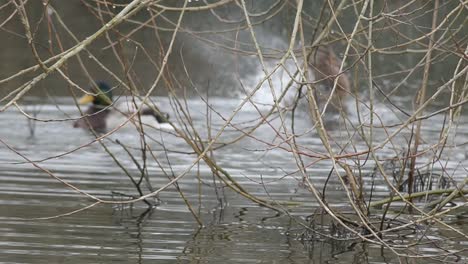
[{"x1": 0, "y1": 96, "x2": 467, "y2": 263}]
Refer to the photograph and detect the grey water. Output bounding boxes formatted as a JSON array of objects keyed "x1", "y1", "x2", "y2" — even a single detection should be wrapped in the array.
[
  {"x1": 0, "y1": 0, "x2": 467, "y2": 262},
  {"x1": 0, "y1": 95, "x2": 467, "y2": 263}
]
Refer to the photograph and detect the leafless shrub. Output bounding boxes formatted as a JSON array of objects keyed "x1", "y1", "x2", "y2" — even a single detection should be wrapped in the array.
[{"x1": 0, "y1": 0, "x2": 466, "y2": 260}]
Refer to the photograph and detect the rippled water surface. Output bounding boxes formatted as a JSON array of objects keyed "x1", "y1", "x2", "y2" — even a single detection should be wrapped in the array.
[{"x1": 0, "y1": 97, "x2": 467, "y2": 263}]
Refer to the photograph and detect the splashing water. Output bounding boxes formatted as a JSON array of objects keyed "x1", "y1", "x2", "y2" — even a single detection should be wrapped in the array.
[{"x1": 241, "y1": 56, "x2": 314, "y2": 111}]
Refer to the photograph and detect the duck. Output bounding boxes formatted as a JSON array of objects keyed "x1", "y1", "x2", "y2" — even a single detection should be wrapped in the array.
[
  {"x1": 310, "y1": 46, "x2": 351, "y2": 99},
  {"x1": 73, "y1": 81, "x2": 171, "y2": 132}
]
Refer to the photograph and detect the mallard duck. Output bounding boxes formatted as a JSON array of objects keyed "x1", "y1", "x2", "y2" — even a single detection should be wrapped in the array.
[{"x1": 73, "y1": 81, "x2": 171, "y2": 132}]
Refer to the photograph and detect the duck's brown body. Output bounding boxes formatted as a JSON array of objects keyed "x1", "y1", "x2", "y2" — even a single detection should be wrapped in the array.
[
  {"x1": 310, "y1": 46, "x2": 351, "y2": 98},
  {"x1": 73, "y1": 106, "x2": 110, "y2": 132},
  {"x1": 73, "y1": 102, "x2": 170, "y2": 132}
]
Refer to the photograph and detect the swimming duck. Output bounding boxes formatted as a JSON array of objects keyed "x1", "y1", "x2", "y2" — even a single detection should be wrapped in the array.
[{"x1": 73, "y1": 81, "x2": 171, "y2": 132}]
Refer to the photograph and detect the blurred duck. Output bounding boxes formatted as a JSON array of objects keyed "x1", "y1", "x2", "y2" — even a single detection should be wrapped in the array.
[
  {"x1": 310, "y1": 46, "x2": 351, "y2": 99},
  {"x1": 73, "y1": 81, "x2": 171, "y2": 132}
]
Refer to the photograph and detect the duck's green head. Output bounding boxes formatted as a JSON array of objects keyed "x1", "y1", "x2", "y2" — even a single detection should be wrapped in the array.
[{"x1": 78, "y1": 81, "x2": 113, "y2": 106}]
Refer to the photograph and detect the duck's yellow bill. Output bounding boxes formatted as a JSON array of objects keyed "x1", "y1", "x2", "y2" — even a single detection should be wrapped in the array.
[{"x1": 78, "y1": 94, "x2": 94, "y2": 104}]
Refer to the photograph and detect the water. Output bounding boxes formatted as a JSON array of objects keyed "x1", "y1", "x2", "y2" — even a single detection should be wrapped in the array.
[{"x1": 0, "y1": 95, "x2": 467, "y2": 263}]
